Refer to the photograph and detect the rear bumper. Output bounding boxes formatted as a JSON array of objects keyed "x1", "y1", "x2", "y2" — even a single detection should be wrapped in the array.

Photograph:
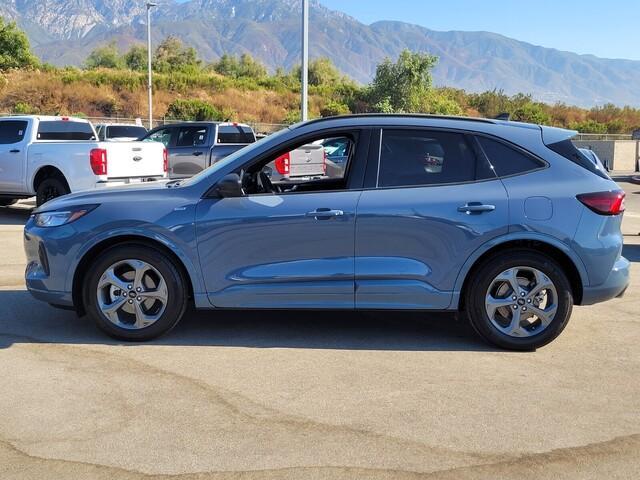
[
  {"x1": 580, "y1": 256, "x2": 630, "y2": 305},
  {"x1": 96, "y1": 176, "x2": 165, "y2": 187}
]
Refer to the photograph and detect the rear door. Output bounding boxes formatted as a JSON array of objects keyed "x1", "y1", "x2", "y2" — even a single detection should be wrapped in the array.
[
  {"x1": 0, "y1": 120, "x2": 29, "y2": 192},
  {"x1": 171, "y1": 125, "x2": 210, "y2": 177},
  {"x1": 355, "y1": 128, "x2": 509, "y2": 309}
]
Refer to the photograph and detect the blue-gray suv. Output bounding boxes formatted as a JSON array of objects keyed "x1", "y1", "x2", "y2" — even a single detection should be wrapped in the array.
[{"x1": 24, "y1": 115, "x2": 630, "y2": 350}]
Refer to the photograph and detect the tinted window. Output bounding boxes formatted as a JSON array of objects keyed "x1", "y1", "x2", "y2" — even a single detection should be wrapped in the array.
[
  {"x1": 0, "y1": 121, "x2": 28, "y2": 144},
  {"x1": 547, "y1": 139, "x2": 609, "y2": 179},
  {"x1": 217, "y1": 125, "x2": 255, "y2": 144},
  {"x1": 37, "y1": 121, "x2": 95, "y2": 141},
  {"x1": 477, "y1": 136, "x2": 544, "y2": 177},
  {"x1": 378, "y1": 130, "x2": 486, "y2": 187},
  {"x1": 144, "y1": 128, "x2": 172, "y2": 147},
  {"x1": 176, "y1": 126, "x2": 208, "y2": 147},
  {"x1": 107, "y1": 126, "x2": 147, "y2": 139}
]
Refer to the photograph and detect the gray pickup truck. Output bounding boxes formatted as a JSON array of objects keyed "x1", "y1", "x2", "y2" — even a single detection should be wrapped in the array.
[{"x1": 140, "y1": 121, "x2": 256, "y2": 178}]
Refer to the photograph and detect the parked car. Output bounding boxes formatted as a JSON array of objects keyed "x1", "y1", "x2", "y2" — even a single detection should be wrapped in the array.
[
  {"x1": 95, "y1": 123, "x2": 148, "y2": 142},
  {"x1": 0, "y1": 116, "x2": 167, "y2": 206},
  {"x1": 141, "y1": 121, "x2": 256, "y2": 178},
  {"x1": 24, "y1": 115, "x2": 630, "y2": 350},
  {"x1": 265, "y1": 142, "x2": 326, "y2": 182},
  {"x1": 579, "y1": 147, "x2": 609, "y2": 172}
]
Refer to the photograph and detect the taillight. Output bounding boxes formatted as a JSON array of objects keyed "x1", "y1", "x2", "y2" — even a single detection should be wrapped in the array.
[
  {"x1": 90, "y1": 148, "x2": 107, "y2": 176},
  {"x1": 577, "y1": 191, "x2": 625, "y2": 215},
  {"x1": 275, "y1": 152, "x2": 290, "y2": 175},
  {"x1": 163, "y1": 148, "x2": 168, "y2": 173},
  {"x1": 322, "y1": 148, "x2": 327, "y2": 174}
]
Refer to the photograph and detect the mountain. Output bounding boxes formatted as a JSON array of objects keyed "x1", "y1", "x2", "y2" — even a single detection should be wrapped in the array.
[{"x1": 2, "y1": 0, "x2": 640, "y2": 107}]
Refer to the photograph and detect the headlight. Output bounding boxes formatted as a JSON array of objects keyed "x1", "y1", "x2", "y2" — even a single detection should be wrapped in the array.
[{"x1": 33, "y1": 205, "x2": 98, "y2": 228}]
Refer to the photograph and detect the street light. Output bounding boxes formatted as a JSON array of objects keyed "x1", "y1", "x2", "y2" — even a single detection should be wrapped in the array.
[
  {"x1": 146, "y1": 2, "x2": 157, "y2": 129},
  {"x1": 301, "y1": 0, "x2": 309, "y2": 121}
]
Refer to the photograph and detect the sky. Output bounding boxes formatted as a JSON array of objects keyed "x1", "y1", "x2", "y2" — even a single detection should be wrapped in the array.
[{"x1": 318, "y1": 0, "x2": 639, "y2": 60}]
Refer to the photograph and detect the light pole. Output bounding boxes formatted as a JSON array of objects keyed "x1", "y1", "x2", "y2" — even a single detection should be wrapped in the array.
[
  {"x1": 301, "y1": 0, "x2": 309, "y2": 121},
  {"x1": 146, "y1": 2, "x2": 157, "y2": 129}
]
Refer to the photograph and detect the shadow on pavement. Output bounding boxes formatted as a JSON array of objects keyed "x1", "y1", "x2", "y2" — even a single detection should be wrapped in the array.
[
  {"x1": 0, "y1": 206, "x2": 32, "y2": 226},
  {"x1": 0, "y1": 290, "x2": 495, "y2": 352},
  {"x1": 623, "y1": 244, "x2": 640, "y2": 262}
]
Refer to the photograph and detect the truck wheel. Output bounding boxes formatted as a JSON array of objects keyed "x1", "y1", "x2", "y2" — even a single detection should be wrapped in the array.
[
  {"x1": 0, "y1": 199, "x2": 17, "y2": 207},
  {"x1": 36, "y1": 176, "x2": 70, "y2": 207}
]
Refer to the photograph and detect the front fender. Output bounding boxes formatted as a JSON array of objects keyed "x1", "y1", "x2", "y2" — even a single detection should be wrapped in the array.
[{"x1": 449, "y1": 232, "x2": 589, "y2": 309}]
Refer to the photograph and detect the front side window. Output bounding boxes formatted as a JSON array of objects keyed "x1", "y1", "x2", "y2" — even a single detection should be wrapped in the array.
[
  {"x1": 0, "y1": 121, "x2": 28, "y2": 144},
  {"x1": 239, "y1": 134, "x2": 355, "y2": 195},
  {"x1": 477, "y1": 136, "x2": 545, "y2": 177},
  {"x1": 378, "y1": 129, "x2": 488, "y2": 188},
  {"x1": 145, "y1": 128, "x2": 172, "y2": 147},
  {"x1": 176, "y1": 127, "x2": 208, "y2": 147},
  {"x1": 37, "y1": 121, "x2": 95, "y2": 141}
]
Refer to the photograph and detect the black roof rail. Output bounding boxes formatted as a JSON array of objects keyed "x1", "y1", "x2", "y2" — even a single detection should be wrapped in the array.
[{"x1": 294, "y1": 113, "x2": 498, "y2": 128}]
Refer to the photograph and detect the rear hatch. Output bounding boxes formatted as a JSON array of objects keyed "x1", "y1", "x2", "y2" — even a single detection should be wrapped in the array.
[{"x1": 103, "y1": 141, "x2": 166, "y2": 179}]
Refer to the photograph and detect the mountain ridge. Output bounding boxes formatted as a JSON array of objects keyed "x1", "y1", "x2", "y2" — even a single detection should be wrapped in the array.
[{"x1": 2, "y1": 0, "x2": 640, "y2": 107}]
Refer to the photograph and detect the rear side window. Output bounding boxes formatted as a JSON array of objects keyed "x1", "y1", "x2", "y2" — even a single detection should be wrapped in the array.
[
  {"x1": 107, "y1": 126, "x2": 147, "y2": 139},
  {"x1": 176, "y1": 126, "x2": 208, "y2": 147},
  {"x1": 0, "y1": 120, "x2": 28, "y2": 144},
  {"x1": 378, "y1": 129, "x2": 492, "y2": 188},
  {"x1": 477, "y1": 136, "x2": 545, "y2": 177},
  {"x1": 37, "y1": 121, "x2": 95, "y2": 141},
  {"x1": 547, "y1": 139, "x2": 609, "y2": 179},
  {"x1": 217, "y1": 125, "x2": 255, "y2": 144}
]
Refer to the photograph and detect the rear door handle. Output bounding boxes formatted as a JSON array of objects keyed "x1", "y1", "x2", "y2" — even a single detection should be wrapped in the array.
[
  {"x1": 458, "y1": 202, "x2": 496, "y2": 214},
  {"x1": 9, "y1": 149, "x2": 20, "y2": 153},
  {"x1": 306, "y1": 208, "x2": 344, "y2": 220}
]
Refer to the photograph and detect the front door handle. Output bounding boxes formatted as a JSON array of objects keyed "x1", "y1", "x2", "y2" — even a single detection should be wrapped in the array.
[
  {"x1": 458, "y1": 202, "x2": 496, "y2": 214},
  {"x1": 306, "y1": 208, "x2": 344, "y2": 220},
  {"x1": 9, "y1": 149, "x2": 20, "y2": 153},
  {"x1": 193, "y1": 151, "x2": 203, "y2": 156}
]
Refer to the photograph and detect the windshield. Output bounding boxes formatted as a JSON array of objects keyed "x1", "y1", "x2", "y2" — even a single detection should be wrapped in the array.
[{"x1": 179, "y1": 127, "x2": 291, "y2": 187}]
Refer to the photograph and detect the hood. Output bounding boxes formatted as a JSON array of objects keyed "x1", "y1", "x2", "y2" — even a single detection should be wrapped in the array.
[{"x1": 35, "y1": 180, "x2": 174, "y2": 212}]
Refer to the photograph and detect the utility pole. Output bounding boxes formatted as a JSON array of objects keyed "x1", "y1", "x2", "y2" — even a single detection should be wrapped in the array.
[
  {"x1": 301, "y1": 0, "x2": 309, "y2": 121},
  {"x1": 146, "y1": 2, "x2": 157, "y2": 129}
]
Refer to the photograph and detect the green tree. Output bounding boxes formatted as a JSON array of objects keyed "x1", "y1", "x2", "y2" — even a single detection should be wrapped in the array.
[
  {"x1": 85, "y1": 42, "x2": 122, "y2": 69},
  {"x1": 290, "y1": 57, "x2": 342, "y2": 87},
  {"x1": 0, "y1": 17, "x2": 39, "y2": 70},
  {"x1": 166, "y1": 99, "x2": 223, "y2": 121},
  {"x1": 368, "y1": 50, "x2": 439, "y2": 113},
  {"x1": 212, "y1": 53, "x2": 266, "y2": 79},
  {"x1": 123, "y1": 45, "x2": 147, "y2": 71},
  {"x1": 153, "y1": 36, "x2": 200, "y2": 73},
  {"x1": 320, "y1": 100, "x2": 350, "y2": 117}
]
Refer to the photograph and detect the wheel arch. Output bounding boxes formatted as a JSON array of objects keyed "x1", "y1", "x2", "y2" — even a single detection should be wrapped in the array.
[
  {"x1": 454, "y1": 236, "x2": 587, "y2": 310},
  {"x1": 32, "y1": 165, "x2": 70, "y2": 193},
  {"x1": 72, "y1": 235, "x2": 197, "y2": 316}
]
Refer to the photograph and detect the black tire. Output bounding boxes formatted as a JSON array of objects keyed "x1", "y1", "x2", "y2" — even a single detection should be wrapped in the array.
[
  {"x1": 0, "y1": 198, "x2": 17, "y2": 207},
  {"x1": 82, "y1": 243, "x2": 189, "y2": 341},
  {"x1": 464, "y1": 249, "x2": 573, "y2": 351},
  {"x1": 36, "y1": 176, "x2": 70, "y2": 207}
]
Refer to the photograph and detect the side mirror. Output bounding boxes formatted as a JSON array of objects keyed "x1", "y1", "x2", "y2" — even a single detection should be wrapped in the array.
[{"x1": 214, "y1": 173, "x2": 244, "y2": 198}]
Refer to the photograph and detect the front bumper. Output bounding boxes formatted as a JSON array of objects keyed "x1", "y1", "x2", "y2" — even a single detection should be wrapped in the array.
[{"x1": 581, "y1": 256, "x2": 630, "y2": 305}]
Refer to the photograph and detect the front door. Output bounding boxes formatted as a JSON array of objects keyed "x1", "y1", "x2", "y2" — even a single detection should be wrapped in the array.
[
  {"x1": 171, "y1": 126, "x2": 210, "y2": 177},
  {"x1": 195, "y1": 130, "x2": 368, "y2": 309},
  {"x1": 355, "y1": 128, "x2": 509, "y2": 309},
  {"x1": 0, "y1": 120, "x2": 28, "y2": 193}
]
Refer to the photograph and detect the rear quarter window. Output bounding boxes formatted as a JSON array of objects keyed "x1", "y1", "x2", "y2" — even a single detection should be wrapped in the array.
[
  {"x1": 0, "y1": 120, "x2": 28, "y2": 144},
  {"x1": 546, "y1": 139, "x2": 609, "y2": 179},
  {"x1": 217, "y1": 125, "x2": 255, "y2": 144},
  {"x1": 37, "y1": 121, "x2": 95, "y2": 141},
  {"x1": 476, "y1": 136, "x2": 545, "y2": 177}
]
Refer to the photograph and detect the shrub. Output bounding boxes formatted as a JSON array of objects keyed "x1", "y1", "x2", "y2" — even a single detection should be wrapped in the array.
[
  {"x1": 165, "y1": 99, "x2": 224, "y2": 121},
  {"x1": 320, "y1": 100, "x2": 350, "y2": 117}
]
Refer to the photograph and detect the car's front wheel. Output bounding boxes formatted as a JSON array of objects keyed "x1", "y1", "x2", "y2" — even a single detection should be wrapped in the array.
[
  {"x1": 83, "y1": 244, "x2": 189, "y2": 341},
  {"x1": 464, "y1": 250, "x2": 573, "y2": 351}
]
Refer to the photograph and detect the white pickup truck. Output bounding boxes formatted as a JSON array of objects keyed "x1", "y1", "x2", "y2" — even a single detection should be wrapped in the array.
[{"x1": 0, "y1": 116, "x2": 167, "y2": 206}]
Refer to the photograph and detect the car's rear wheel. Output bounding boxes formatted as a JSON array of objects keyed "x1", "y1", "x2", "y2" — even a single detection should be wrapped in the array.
[
  {"x1": 83, "y1": 244, "x2": 188, "y2": 341},
  {"x1": 464, "y1": 250, "x2": 573, "y2": 351},
  {"x1": 36, "y1": 176, "x2": 70, "y2": 206}
]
